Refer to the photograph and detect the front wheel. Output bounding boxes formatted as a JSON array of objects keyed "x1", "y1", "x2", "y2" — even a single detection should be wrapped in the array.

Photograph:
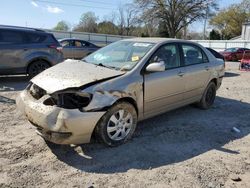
[
  {"x1": 94, "y1": 102, "x2": 137, "y2": 147},
  {"x1": 198, "y1": 82, "x2": 216, "y2": 110}
]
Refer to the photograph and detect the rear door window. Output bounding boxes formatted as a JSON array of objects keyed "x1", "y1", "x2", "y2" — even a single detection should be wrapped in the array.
[
  {"x1": 26, "y1": 33, "x2": 46, "y2": 43},
  {"x1": 0, "y1": 30, "x2": 25, "y2": 44},
  {"x1": 181, "y1": 44, "x2": 208, "y2": 66},
  {"x1": 74, "y1": 40, "x2": 82, "y2": 48}
]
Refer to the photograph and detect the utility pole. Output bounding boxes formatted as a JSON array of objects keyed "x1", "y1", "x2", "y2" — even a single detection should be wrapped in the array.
[
  {"x1": 203, "y1": 0, "x2": 214, "y2": 40},
  {"x1": 203, "y1": 4, "x2": 209, "y2": 39}
]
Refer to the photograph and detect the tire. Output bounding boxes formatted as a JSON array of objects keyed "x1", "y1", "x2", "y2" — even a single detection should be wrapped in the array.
[
  {"x1": 198, "y1": 82, "x2": 216, "y2": 110},
  {"x1": 28, "y1": 60, "x2": 50, "y2": 78},
  {"x1": 94, "y1": 102, "x2": 137, "y2": 147}
]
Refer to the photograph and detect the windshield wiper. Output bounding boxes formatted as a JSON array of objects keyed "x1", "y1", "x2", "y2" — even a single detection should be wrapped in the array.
[{"x1": 97, "y1": 63, "x2": 119, "y2": 70}]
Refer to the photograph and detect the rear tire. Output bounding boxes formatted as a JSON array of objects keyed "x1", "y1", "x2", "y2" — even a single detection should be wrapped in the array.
[
  {"x1": 94, "y1": 102, "x2": 137, "y2": 147},
  {"x1": 198, "y1": 82, "x2": 216, "y2": 110},
  {"x1": 28, "y1": 60, "x2": 50, "y2": 78}
]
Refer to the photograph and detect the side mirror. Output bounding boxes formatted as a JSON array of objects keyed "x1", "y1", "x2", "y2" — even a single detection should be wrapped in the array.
[{"x1": 146, "y1": 61, "x2": 165, "y2": 72}]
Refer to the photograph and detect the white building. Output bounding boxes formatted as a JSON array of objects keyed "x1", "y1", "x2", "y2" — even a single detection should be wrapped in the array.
[
  {"x1": 241, "y1": 22, "x2": 250, "y2": 40},
  {"x1": 231, "y1": 22, "x2": 250, "y2": 40}
]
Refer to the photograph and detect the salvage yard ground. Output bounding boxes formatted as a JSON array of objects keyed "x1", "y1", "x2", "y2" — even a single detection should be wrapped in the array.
[{"x1": 0, "y1": 62, "x2": 250, "y2": 188}]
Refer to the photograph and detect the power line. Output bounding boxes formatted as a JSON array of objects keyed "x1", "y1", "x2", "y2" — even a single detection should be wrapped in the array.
[
  {"x1": 77, "y1": 0, "x2": 118, "y2": 7},
  {"x1": 34, "y1": 0, "x2": 115, "y2": 10}
]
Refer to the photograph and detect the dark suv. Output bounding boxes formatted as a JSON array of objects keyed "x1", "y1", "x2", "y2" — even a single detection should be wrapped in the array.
[{"x1": 0, "y1": 25, "x2": 63, "y2": 77}]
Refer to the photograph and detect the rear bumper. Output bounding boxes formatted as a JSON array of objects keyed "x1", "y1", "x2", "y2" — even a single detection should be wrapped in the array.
[{"x1": 16, "y1": 90, "x2": 105, "y2": 144}]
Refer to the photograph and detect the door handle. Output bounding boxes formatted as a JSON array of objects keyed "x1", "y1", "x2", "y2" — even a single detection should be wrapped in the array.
[
  {"x1": 205, "y1": 66, "x2": 210, "y2": 71},
  {"x1": 178, "y1": 71, "x2": 185, "y2": 77}
]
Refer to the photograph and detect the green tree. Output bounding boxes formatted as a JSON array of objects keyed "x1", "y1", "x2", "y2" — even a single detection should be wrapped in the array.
[
  {"x1": 74, "y1": 12, "x2": 98, "y2": 33},
  {"x1": 98, "y1": 21, "x2": 118, "y2": 35},
  {"x1": 209, "y1": 29, "x2": 221, "y2": 40},
  {"x1": 210, "y1": 4, "x2": 249, "y2": 39},
  {"x1": 53, "y1": 21, "x2": 70, "y2": 31}
]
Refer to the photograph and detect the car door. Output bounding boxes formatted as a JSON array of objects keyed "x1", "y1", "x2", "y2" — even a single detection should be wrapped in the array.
[
  {"x1": 180, "y1": 43, "x2": 212, "y2": 101},
  {"x1": 72, "y1": 40, "x2": 88, "y2": 59},
  {"x1": 0, "y1": 29, "x2": 28, "y2": 73},
  {"x1": 61, "y1": 40, "x2": 74, "y2": 59},
  {"x1": 144, "y1": 43, "x2": 186, "y2": 118},
  {"x1": 236, "y1": 48, "x2": 244, "y2": 60}
]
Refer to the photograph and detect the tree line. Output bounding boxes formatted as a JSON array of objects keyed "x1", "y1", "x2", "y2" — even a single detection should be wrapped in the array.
[{"x1": 53, "y1": 0, "x2": 250, "y2": 40}]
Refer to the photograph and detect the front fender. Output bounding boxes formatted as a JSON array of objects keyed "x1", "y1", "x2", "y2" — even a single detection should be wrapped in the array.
[{"x1": 82, "y1": 73, "x2": 144, "y2": 120}]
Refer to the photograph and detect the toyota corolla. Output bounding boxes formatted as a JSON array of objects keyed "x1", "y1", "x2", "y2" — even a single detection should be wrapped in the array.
[{"x1": 17, "y1": 38, "x2": 225, "y2": 146}]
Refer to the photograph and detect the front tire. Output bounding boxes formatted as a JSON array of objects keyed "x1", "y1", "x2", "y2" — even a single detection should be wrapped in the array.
[
  {"x1": 198, "y1": 82, "x2": 216, "y2": 110},
  {"x1": 94, "y1": 102, "x2": 137, "y2": 147}
]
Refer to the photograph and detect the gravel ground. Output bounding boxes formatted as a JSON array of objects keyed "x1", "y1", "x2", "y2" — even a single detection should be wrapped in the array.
[{"x1": 0, "y1": 62, "x2": 250, "y2": 188}]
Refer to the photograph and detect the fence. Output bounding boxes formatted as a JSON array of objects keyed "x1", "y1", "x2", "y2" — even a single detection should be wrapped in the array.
[
  {"x1": 46, "y1": 30, "x2": 250, "y2": 51},
  {"x1": 191, "y1": 40, "x2": 250, "y2": 51},
  {"x1": 45, "y1": 29, "x2": 132, "y2": 46}
]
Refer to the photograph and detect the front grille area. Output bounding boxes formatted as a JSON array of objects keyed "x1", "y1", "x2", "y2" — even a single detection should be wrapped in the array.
[{"x1": 29, "y1": 84, "x2": 46, "y2": 100}]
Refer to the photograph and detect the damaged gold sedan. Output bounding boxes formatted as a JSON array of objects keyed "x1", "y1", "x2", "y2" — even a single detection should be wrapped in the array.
[{"x1": 17, "y1": 38, "x2": 225, "y2": 146}]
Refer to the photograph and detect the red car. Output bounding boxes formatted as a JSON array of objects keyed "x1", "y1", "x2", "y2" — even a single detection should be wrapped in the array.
[
  {"x1": 240, "y1": 50, "x2": 250, "y2": 71},
  {"x1": 220, "y1": 48, "x2": 250, "y2": 61}
]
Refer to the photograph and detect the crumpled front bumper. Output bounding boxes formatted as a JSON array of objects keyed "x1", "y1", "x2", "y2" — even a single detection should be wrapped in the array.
[{"x1": 16, "y1": 90, "x2": 105, "y2": 144}]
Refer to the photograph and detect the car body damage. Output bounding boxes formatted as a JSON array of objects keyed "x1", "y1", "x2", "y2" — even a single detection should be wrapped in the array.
[
  {"x1": 17, "y1": 38, "x2": 225, "y2": 146},
  {"x1": 16, "y1": 90, "x2": 105, "y2": 144},
  {"x1": 31, "y1": 59, "x2": 124, "y2": 94},
  {"x1": 16, "y1": 59, "x2": 142, "y2": 144}
]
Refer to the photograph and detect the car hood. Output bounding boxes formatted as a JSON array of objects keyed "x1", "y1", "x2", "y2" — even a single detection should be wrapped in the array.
[{"x1": 31, "y1": 59, "x2": 124, "y2": 94}]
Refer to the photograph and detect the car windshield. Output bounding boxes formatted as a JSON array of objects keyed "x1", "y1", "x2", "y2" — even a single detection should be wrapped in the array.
[
  {"x1": 83, "y1": 41, "x2": 155, "y2": 71},
  {"x1": 225, "y1": 48, "x2": 237, "y2": 52}
]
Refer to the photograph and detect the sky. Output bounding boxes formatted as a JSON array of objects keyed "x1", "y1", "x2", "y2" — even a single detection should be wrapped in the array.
[{"x1": 0, "y1": 0, "x2": 242, "y2": 32}]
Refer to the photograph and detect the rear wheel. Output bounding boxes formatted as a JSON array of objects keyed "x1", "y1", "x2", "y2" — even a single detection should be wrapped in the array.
[
  {"x1": 198, "y1": 82, "x2": 216, "y2": 109},
  {"x1": 28, "y1": 60, "x2": 50, "y2": 78},
  {"x1": 94, "y1": 102, "x2": 137, "y2": 147}
]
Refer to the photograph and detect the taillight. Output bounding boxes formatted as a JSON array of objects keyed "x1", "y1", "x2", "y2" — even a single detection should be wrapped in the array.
[{"x1": 48, "y1": 45, "x2": 62, "y2": 52}]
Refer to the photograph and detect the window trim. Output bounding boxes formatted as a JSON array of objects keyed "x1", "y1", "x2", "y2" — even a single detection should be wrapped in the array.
[{"x1": 180, "y1": 42, "x2": 210, "y2": 67}]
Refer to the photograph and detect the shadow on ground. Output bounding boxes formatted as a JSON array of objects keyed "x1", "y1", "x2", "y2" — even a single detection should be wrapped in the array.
[
  {"x1": 224, "y1": 72, "x2": 240, "y2": 77},
  {"x1": 0, "y1": 95, "x2": 16, "y2": 104},
  {"x1": 0, "y1": 75, "x2": 29, "y2": 92},
  {"x1": 47, "y1": 96, "x2": 250, "y2": 174}
]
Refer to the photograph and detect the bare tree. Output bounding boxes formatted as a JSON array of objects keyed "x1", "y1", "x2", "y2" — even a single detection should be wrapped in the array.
[
  {"x1": 117, "y1": 7, "x2": 125, "y2": 35},
  {"x1": 124, "y1": 4, "x2": 139, "y2": 35},
  {"x1": 134, "y1": 0, "x2": 218, "y2": 38}
]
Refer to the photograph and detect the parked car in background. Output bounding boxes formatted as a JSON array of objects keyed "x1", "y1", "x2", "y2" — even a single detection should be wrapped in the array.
[
  {"x1": 206, "y1": 48, "x2": 225, "y2": 61},
  {"x1": 220, "y1": 47, "x2": 250, "y2": 61},
  {"x1": 240, "y1": 50, "x2": 250, "y2": 71},
  {"x1": 17, "y1": 38, "x2": 225, "y2": 146},
  {"x1": 0, "y1": 25, "x2": 63, "y2": 77},
  {"x1": 59, "y1": 38, "x2": 100, "y2": 59}
]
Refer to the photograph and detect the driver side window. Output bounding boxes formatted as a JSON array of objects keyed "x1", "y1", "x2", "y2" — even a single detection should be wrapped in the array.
[{"x1": 150, "y1": 44, "x2": 180, "y2": 70}]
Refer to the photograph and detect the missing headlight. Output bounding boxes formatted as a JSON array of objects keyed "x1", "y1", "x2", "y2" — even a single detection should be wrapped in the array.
[
  {"x1": 29, "y1": 84, "x2": 46, "y2": 100},
  {"x1": 56, "y1": 92, "x2": 92, "y2": 109}
]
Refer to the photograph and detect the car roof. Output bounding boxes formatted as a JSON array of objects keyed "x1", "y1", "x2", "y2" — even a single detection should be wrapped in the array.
[
  {"x1": 0, "y1": 25, "x2": 46, "y2": 33},
  {"x1": 59, "y1": 38, "x2": 89, "y2": 42},
  {"x1": 122, "y1": 37, "x2": 200, "y2": 45}
]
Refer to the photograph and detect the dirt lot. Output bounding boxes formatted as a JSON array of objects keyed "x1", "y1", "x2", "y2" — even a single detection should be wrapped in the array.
[{"x1": 0, "y1": 62, "x2": 250, "y2": 188}]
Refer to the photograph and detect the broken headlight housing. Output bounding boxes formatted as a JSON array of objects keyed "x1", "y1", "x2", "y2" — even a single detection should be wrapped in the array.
[{"x1": 44, "y1": 91, "x2": 92, "y2": 109}]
